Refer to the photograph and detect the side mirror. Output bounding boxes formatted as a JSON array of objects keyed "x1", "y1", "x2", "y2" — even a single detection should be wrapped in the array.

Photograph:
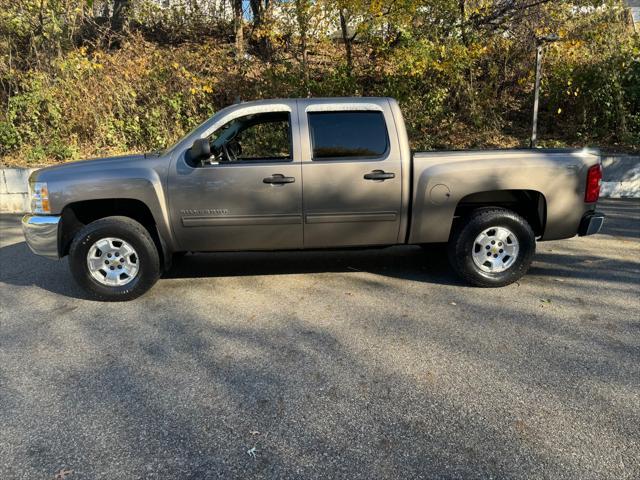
[{"x1": 190, "y1": 138, "x2": 211, "y2": 162}]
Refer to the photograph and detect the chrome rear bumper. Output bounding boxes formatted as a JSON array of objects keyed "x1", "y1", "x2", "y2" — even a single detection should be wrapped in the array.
[
  {"x1": 578, "y1": 212, "x2": 605, "y2": 237},
  {"x1": 21, "y1": 214, "x2": 61, "y2": 259}
]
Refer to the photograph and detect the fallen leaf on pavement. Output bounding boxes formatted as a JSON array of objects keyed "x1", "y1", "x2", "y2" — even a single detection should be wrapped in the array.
[{"x1": 54, "y1": 468, "x2": 73, "y2": 479}]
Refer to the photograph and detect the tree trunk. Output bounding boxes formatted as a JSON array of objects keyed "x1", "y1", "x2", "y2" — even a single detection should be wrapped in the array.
[
  {"x1": 250, "y1": 0, "x2": 264, "y2": 27},
  {"x1": 459, "y1": 0, "x2": 467, "y2": 46},
  {"x1": 111, "y1": 0, "x2": 131, "y2": 33},
  {"x1": 613, "y1": 74, "x2": 627, "y2": 140},
  {"x1": 295, "y1": 0, "x2": 310, "y2": 95},
  {"x1": 301, "y1": 36, "x2": 309, "y2": 96},
  {"x1": 339, "y1": 9, "x2": 353, "y2": 73},
  {"x1": 233, "y1": 0, "x2": 244, "y2": 59},
  {"x1": 250, "y1": 0, "x2": 272, "y2": 60}
]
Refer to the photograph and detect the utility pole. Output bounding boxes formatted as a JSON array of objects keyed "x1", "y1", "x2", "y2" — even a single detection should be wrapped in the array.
[{"x1": 530, "y1": 35, "x2": 559, "y2": 148}]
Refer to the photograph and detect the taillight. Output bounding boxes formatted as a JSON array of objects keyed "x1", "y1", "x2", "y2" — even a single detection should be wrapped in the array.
[{"x1": 585, "y1": 164, "x2": 602, "y2": 203}]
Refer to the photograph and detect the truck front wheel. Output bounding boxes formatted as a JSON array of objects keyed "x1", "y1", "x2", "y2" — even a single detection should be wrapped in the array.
[
  {"x1": 447, "y1": 208, "x2": 536, "y2": 287},
  {"x1": 69, "y1": 216, "x2": 160, "y2": 301}
]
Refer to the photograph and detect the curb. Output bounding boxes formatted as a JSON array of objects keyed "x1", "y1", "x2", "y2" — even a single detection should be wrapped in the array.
[{"x1": 1, "y1": 156, "x2": 638, "y2": 214}]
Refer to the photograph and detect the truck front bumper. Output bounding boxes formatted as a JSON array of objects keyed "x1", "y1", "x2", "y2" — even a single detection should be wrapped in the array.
[
  {"x1": 21, "y1": 214, "x2": 61, "y2": 259},
  {"x1": 578, "y1": 212, "x2": 605, "y2": 237}
]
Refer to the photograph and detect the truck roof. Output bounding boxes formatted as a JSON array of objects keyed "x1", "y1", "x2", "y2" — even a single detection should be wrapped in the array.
[
  {"x1": 232, "y1": 97, "x2": 395, "y2": 106},
  {"x1": 240, "y1": 97, "x2": 395, "y2": 104}
]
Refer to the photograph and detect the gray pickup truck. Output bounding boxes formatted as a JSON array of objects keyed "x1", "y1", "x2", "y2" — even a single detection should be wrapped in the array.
[{"x1": 23, "y1": 97, "x2": 604, "y2": 300}]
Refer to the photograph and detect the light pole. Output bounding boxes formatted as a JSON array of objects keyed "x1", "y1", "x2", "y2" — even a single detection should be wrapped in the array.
[{"x1": 530, "y1": 34, "x2": 559, "y2": 148}]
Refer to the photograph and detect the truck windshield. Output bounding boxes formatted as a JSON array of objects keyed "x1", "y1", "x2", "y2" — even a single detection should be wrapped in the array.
[{"x1": 161, "y1": 115, "x2": 215, "y2": 156}]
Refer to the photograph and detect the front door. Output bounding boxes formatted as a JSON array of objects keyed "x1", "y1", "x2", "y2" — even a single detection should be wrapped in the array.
[
  {"x1": 168, "y1": 106, "x2": 303, "y2": 252},
  {"x1": 298, "y1": 100, "x2": 403, "y2": 248}
]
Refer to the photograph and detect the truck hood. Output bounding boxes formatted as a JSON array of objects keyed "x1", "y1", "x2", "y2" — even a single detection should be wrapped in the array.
[
  {"x1": 33, "y1": 154, "x2": 148, "y2": 181},
  {"x1": 29, "y1": 152, "x2": 171, "y2": 216},
  {"x1": 37, "y1": 154, "x2": 146, "y2": 174}
]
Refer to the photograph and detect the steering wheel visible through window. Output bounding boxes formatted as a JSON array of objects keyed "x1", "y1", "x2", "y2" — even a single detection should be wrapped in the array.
[
  {"x1": 201, "y1": 111, "x2": 291, "y2": 165},
  {"x1": 222, "y1": 139, "x2": 242, "y2": 162}
]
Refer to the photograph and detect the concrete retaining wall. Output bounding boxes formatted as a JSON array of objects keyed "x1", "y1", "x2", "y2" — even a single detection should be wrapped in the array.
[
  {"x1": 0, "y1": 168, "x2": 36, "y2": 214},
  {"x1": 1, "y1": 156, "x2": 638, "y2": 214},
  {"x1": 600, "y1": 155, "x2": 640, "y2": 198}
]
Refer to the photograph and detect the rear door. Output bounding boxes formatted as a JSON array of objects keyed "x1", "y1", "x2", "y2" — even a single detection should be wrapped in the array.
[{"x1": 299, "y1": 99, "x2": 403, "y2": 248}]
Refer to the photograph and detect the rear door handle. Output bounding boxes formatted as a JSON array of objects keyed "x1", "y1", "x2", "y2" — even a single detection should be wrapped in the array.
[
  {"x1": 364, "y1": 170, "x2": 395, "y2": 181},
  {"x1": 263, "y1": 174, "x2": 295, "y2": 185}
]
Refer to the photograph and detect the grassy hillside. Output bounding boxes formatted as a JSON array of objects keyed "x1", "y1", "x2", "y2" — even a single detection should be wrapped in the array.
[{"x1": 1, "y1": 0, "x2": 638, "y2": 167}]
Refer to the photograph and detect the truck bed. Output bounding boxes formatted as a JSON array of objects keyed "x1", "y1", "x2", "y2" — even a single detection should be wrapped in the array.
[{"x1": 408, "y1": 148, "x2": 600, "y2": 244}]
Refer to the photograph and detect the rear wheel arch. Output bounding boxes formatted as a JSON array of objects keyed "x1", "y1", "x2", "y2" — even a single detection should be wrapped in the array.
[{"x1": 451, "y1": 189, "x2": 546, "y2": 238}]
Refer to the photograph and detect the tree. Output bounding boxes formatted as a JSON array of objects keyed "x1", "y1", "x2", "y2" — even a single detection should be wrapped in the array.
[
  {"x1": 294, "y1": 0, "x2": 312, "y2": 93},
  {"x1": 339, "y1": 8, "x2": 354, "y2": 72},
  {"x1": 111, "y1": 0, "x2": 131, "y2": 33},
  {"x1": 233, "y1": 0, "x2": 244, "y2": 58},
  {"x1": 249, "y1": 0, "x2": 272, "y2": 58}
]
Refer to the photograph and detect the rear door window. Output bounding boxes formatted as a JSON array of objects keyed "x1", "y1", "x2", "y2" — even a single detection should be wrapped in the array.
[{"x1": 308, "y1": 111, "x2": 389, "y2": 160}]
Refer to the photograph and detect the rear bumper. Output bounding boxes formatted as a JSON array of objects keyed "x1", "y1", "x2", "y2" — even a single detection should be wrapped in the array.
[
  {"x1": 21, "y1": 214, "x2": 61, "y2": 259},
  {"x1": 578, "y1": 212, "x2": 605, "y2": 237}
]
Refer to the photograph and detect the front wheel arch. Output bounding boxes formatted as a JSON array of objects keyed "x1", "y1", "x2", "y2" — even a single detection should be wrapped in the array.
[{"x1": 59, "y1": 199, "x2": 171, "y2": 270}]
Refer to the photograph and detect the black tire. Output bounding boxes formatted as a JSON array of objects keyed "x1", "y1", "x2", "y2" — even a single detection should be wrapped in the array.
[
  {"x1": 447, "y1": 208, "x2": 536, "y2": 287},
  {"x1": 69, "y1": 216, "x2": 160, "y2": 301}
]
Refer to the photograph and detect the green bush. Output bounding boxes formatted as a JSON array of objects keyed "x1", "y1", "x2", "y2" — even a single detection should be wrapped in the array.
[{"x1": 0, "y1": 1, "x2": 637, "y2": 166}]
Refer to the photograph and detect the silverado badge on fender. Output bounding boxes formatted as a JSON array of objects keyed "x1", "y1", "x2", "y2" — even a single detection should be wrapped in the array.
[{"x1": 180, "y1": 209, "x2": 230, "y2": 216}]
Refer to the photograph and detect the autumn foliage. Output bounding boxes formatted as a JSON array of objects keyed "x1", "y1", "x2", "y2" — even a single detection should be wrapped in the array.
[{"x1": 0, "y1": 0, "x2": 638, "y2": 166}]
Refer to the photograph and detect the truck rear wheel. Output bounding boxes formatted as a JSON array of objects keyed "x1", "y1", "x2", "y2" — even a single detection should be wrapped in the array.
[
  {"x1": 447, "y1": 208, "x2": 536, "y2": 287},
  {"x1": 69, "y1": 216, "x2": 160, "y2": 301}
]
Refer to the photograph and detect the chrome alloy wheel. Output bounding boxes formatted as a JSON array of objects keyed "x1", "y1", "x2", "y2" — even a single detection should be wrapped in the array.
[
  {"x1": 86, "y1": 237, "x2": 139, "y2": 286},
  {"x1": 471, "y1": 226, "x2": 519, "y2": 273}
]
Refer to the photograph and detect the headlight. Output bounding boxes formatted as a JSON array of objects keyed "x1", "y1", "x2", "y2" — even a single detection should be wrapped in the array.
[{"x1": 30, "y1": 181, "x2": 50, "y2": 214}]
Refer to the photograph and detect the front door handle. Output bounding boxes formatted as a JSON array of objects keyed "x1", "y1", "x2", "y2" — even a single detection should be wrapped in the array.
[
  {"x1": 263, "y1": 174, "x2": 295, "y2": 185},
  {"x1": 364, "y1": 170, "x2": 395, "y2": 181}
]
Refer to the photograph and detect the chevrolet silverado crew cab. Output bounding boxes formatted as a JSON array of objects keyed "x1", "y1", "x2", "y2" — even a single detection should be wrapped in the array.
[{"x1": 22, "y1": 97, "x2": 605, "y2": 300}]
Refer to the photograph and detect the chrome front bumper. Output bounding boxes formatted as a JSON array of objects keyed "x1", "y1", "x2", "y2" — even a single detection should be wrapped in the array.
[{"x1": 21, "y1": 214, "x2": 61, "y2": 259}]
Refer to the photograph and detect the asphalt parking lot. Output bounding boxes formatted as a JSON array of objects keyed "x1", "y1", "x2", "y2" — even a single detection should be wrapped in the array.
[{"x1": 0, "y1": 199, "x2": 639, "y2": 480}]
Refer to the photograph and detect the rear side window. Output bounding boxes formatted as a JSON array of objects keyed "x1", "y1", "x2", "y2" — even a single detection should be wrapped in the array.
[{"x1": 308, "y1": 111, "x2": 389, "y2": 160}]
